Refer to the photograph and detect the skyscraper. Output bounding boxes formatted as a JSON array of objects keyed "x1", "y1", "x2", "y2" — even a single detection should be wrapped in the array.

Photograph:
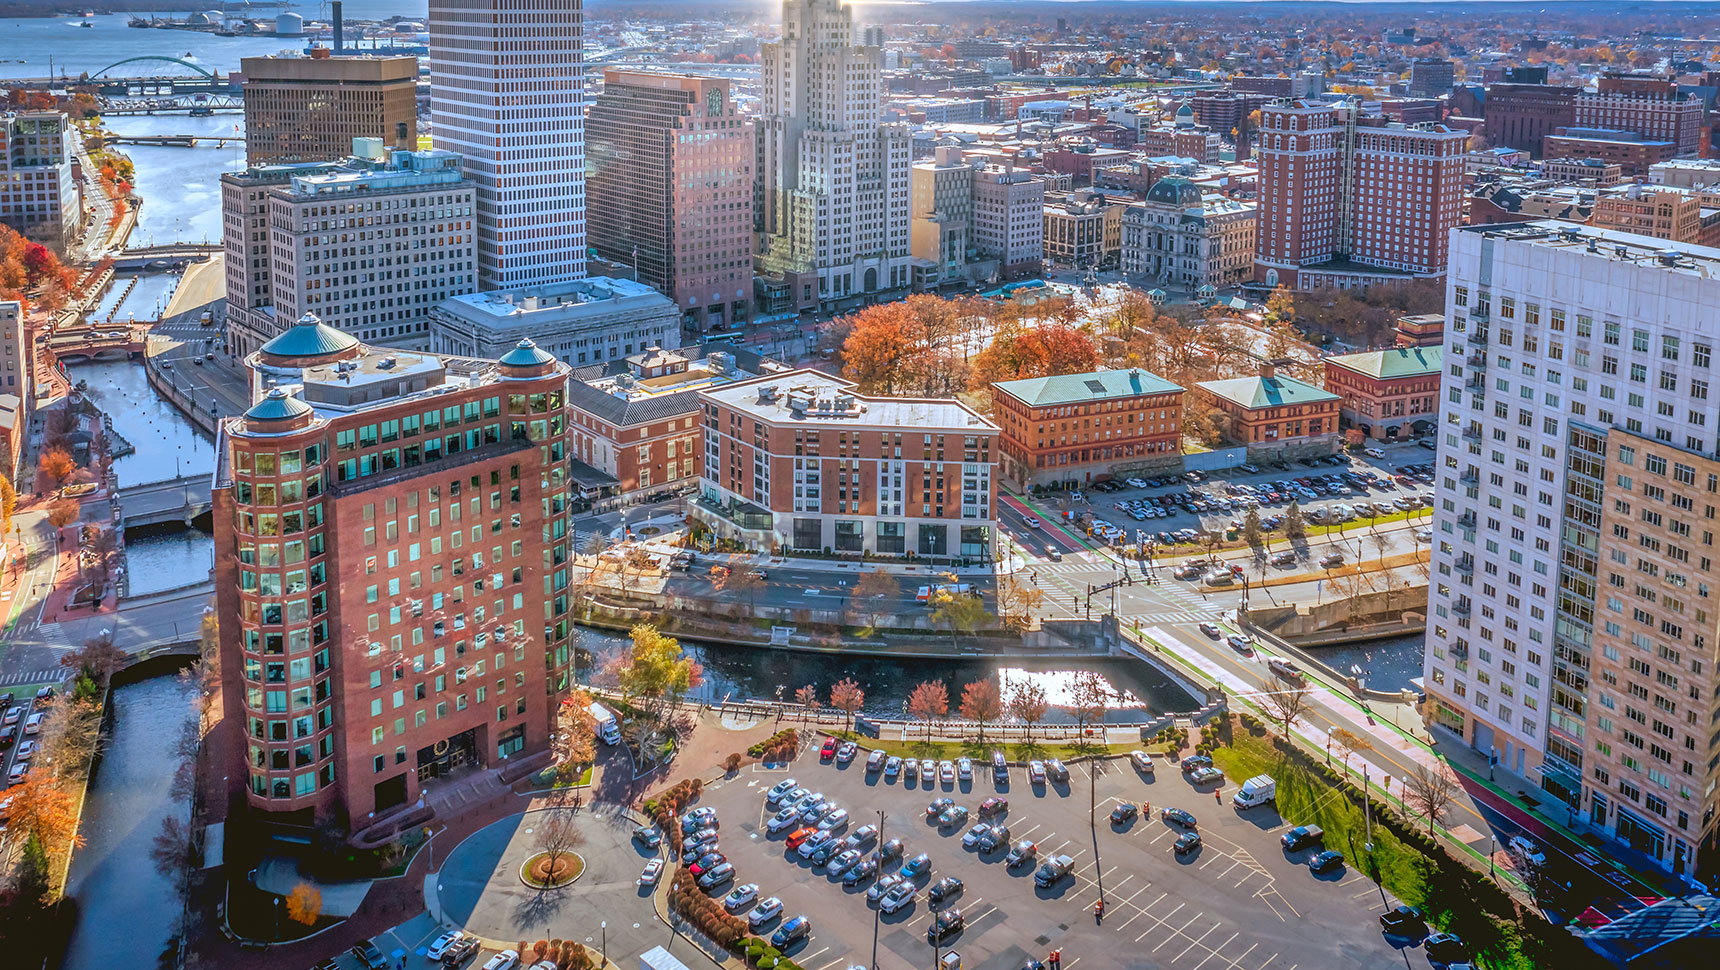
[
  {"x1": 240, "y1": 52, "x2": 418, "y2": 166},
  {"x1": 429, "y1": 0, "x2": 586, "y2": 290},
  {"x1": 1426, "y1": 222, "x2": 1720, "y2": 880},
  {"x1": 755, "y1": 0, "x2": 910, "y2": 314},
  {"x1": 586, "y1": 71, "x2": 754, "y2": 333}
]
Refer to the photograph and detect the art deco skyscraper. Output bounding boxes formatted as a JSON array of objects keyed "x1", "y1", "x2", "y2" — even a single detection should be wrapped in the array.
[
  {"x1": 429, "y1": 0, "x2": 586, "y2": 290},
  {"x1": 755, "y1": 0, "x2": 910, "y2": 314}
]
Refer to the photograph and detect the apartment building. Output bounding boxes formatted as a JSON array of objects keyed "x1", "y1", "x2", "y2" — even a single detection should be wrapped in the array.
[
  {"x1": 693, "y1": 371, "x2": 997, "y2": 560},
  {"x1": 0, "y1": 110, "x2": 79, "y2": 247},
  {"x1": 0, "y1": 300, "x2": 24, "y2": 478},
  {"x1": 213, "y1": 313, "x2": 572, "y2": 827},
  {"x1": 1138, "y1": 106, "x2": 1224, "y2": 163},
  {"x1": 585, "y1": 71, "x2": 754, "y2": 333},
  {"x1": 1254, "y1": 99, "x2": 1468, "y2": 289},
  {"x1": 1543, "y1": 128, "x2": 1678, "y2": 177},
  {"x1": 1425, "y1": 222, "x2": 1720, "y2": 883},
  {"x1": 1322, "y1": 346, "x2": 1442, "y2": 440},
  {"x1": 991, "y1": 368, "x2": 1184, "y2": 488},
  {"x1": 971, "y1": 161, "x2": 1044, "y2": 278},
  {"x1": 1589, "y1": 184, "x2": 1713, "y2": 246},
  {"x1": 1043, "y1": 190, "x2": 1123, "y2": 269},
  {"x1": 429, "y1": 0, "x2": 587, "y2": 290},
  {"x1": 240, "y1": 52, "x2": 418, "y2": 166},
  {"x1": 1542, "y1": 157, "x2": 1624, "y2": 186},
  {"x1": 756, "y1": 0, "x2": 912, "y2": 313},
  {"x1": 1120, "y1": 176, "x2": 1256, "y2": 291}
]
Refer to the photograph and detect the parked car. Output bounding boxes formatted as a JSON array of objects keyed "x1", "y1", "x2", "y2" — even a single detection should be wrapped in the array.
[
  {"x1": 771, "y1": 915, "x2": 811, "y2": 948},
  {"x1": 696, "y1": 862, "x2": 736, "y2": 890},
  {"x1": 937, "y1": 805, "x2": 969, "y2": 828},
  {"x1": 632, "y1": 824, "x2": 662, "y2": 848},
  {"x1": 479, "y1": 951, "x2": 520, "y2": 970},
  {"x1": 820, "y1": 737, "x2": 837, "y2": 760},
  {"x1": 1425, "y1": 933, "x2": 1468, "y2": 965},
  {"x1": 879, "y1": 882, "x2": 917, "y2": 914},
  {"x1": 723, "y1": 883, "x2": 760, "y2": 910},
  {"x1": 440, "y1": 937, "x2": 481, "y2": 967},
  {"x1": 426, "y1": 932, "x2": 468, "y2": 961},
  {"x1": 747, "y1": 897, "x2": 784, "y2": 929},
  {"x1": 1307, "y1": 849, "x2": 1346, "y2": 873},
  {"x1": 1006, "y1": 839, "x2": 1037, "y2": 867},
  {"x1": 638, "y1": 858, "x2": 665, "y2": 886},
  {"x1": 962, "y1": 824, "x2": 993, "y2": 850},
  {"x1": 884, "y1": 757, "x2": 902, "y2": 779},
  {"x1": 900, "y1": 852, "x2": 933, "y2": 879},
  {"x1": 867, "y1": 873, "x2": 904, "y2": 904},
  {"x1": 1280, "y1": 825, "x2": 1325, "y2": 851},
  {"x1": 1174, "y1": 832, "x2": 1202, "y2": 855},
  {"x1": 1161, "y1": 807, "x2": 1197, "y2": 828},
  {"x1": 979, "y1": 796, "x2": 1009, "y2": 817},
  {"x1": 836, "y1": 742, "x2": 858, "y2": 764},
  {"x1": 927, "y1": 875, "x2": 964, "y2": 904},
  {"x1": 927, "y1": 907, "x2": 965, "y2": 942},
  {"x1": 866, "y1": 750, "x2": 886, "y2": 772},
  {"x1": 877, "y1": 838, "x2": 905, "y2": 861},
  {"x1": 842, "y1": 857, "x2": 879, "y2": 885},
  {"x1": 1379, "y1": 905, "x2": 1428, "y2": 938},
  {"x1": 1187, "y1": 766, "x2": 1224, "y2": 786},
  {"x1": 765, "y1": 778, "x2": 800, "y2": 805},
  {"x1": 350, "y1": 943, "x2": 389, "y2": 970},
  {"x1": 1027, "y1": 761, "x2": 1046, "y2": 784},
  {"x1": 1130, "y1": 751, "x2": 1154, "y2": 773}
]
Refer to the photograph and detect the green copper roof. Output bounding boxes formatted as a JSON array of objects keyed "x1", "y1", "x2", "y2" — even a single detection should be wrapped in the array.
[
  {"x1": 1325, "y1": 346, "x2": 1444, "y2": 380},
  {"x1": 245, "y1": 388, "x2": 312, "y2": 422},
  {"x1": 993, "y1": 368, "x2": 1183, "y2": 407},
  {"x1": 498, "y1": 338, "x2": 555, "y2": 368},
  {"x1": 1198, "y1": 374, "x2": 1339, "y2": 410},
  {"x1": 260, "y1": 312, "x2": 359, "y2": 359}
]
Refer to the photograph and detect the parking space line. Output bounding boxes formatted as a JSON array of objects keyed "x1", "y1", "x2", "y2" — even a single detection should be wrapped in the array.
[
  {"x1": 813, "y1": 957, "x2": 846, "y2": 970},
  {"x1": 1224, "y1": 942, "x2": 1259, "y2": 970},
  {"x1": 1172, "y1": 923, "x2": 1223, "y2": 963},
  {"x1": 1152, "y1": 913, "x2": 1202, "y2": 952},
  {"x1": 798, "y1": 946, "x2": 829, "y2": 966},
  {"x1": 1252, "y1": 952, "x2": 1280, "y2": 970}
]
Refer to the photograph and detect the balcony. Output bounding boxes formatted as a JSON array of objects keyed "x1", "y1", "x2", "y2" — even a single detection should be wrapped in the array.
[
  {"x1": 1459, "y1": 470, "x2": 1479, "y2": 485},
  {"x1": 1468, "y1": 306, "x2": 1490, "y2": 322},
  {"x1": 1457, "y1": 511, "x2": 1476, "y2": 528},
  {"x1": 1467, "y1": 328, "x2": 1489, "y2": 347},
  {"x1": 1461, "y1": 426, "x2": 1481, "y2": 441},
  {"x1": 1467, "y1": 354, "x2": 1487, "y2": 370},
  {"x1": 1454, "y1": 558, "x2": 1474, "y2": 574}
]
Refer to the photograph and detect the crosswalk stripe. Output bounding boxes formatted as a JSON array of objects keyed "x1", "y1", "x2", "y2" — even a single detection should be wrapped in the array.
[{"x1": 0, "y1": 669, "x2": 64, "y2": 688}]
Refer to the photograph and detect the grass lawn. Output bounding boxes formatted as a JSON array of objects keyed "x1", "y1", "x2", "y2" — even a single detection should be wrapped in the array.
[
  {"x1": 1212, "y1": 726, "x2": 1548, "y2": 970},
  {"x1": 526, "y1": 764, "x2": 595, "y2": 791},
  {"x1": 832, "y1": 730, "x2": 1120, "y2": 763}
]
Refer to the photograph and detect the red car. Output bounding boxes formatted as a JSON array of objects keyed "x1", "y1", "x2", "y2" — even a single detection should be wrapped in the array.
[{"x1": 820, "y1": 738, "x2": 837, "y2": 760}]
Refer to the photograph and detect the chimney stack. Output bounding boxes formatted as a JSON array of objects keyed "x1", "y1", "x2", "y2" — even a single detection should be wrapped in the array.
[
  {"x1": 332, "y1": 0, "x2": 343, "y2": 55},
  {"x1": 1259, "y1": 361, "x2": 1277, "y2": 380}
]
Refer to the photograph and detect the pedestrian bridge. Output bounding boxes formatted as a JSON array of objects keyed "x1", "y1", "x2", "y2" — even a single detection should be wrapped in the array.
[{"x1": 116, "y1": 475, "x2": 212, "y2": 529}]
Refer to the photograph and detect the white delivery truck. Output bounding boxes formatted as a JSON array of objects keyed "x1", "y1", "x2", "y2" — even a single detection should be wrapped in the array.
[
  {"x1": 589, "y1": 701, "x2": 622, "y2": 745},
  {"x1": 1232, "y1": 774, "x2": 1276, "y2": 808}
]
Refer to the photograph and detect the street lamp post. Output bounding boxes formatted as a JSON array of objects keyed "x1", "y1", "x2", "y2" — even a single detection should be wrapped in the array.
[
  {"x1": 871, "y1": 809, "x2": 886, "y2": 970},
  {"x1": 601, "y1": 920, "x2": 607, "y2": 968}
]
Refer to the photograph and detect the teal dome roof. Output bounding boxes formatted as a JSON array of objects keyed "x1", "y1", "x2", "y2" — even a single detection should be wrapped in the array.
[
  {"x1": 260, "y1": 312, "x2": 360, "y2": 360},
  {"x1": 498, "y1": 338, "x2": 555, "y2": 368},
  {"x1": 1176, "y1": 102, "x2": 1194, "y2": 116},
  {"x1": 245, "y1": 387, "x2": 312, "y2": 422}
]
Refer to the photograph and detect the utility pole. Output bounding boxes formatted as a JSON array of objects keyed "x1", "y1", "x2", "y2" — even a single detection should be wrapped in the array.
[{"x1": 871, "y1": 809, "x2": 885, "y2": 970}]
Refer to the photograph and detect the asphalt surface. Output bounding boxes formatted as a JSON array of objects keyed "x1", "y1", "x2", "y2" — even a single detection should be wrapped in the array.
[{"x1": 696, "y1": 751, "x2": 1416, "y2": 970}]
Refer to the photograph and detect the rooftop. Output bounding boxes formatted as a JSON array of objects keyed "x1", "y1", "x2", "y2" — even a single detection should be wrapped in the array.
[
  {"x1": 993, "y1": 368, "x2": 1183, "y2": 408},
  {"x1": 1197, "y1": 373, "x2": 1338, "y2": 410},
  {"x1": 702, "y1": 370, "x2": 997, "y2": 433},
  {"x1": 1325, "y1": 347, "x2": 1444, "y2": 380},
  {"x1": 566, "y1": 350, "x2": 779, "y2": 428},
  {"x1": 434, "y1": 277, "x2": 674, "y2": 333},
  {"x1": 1458, "y1": 221, "x2": 1720, "y2": 279}
]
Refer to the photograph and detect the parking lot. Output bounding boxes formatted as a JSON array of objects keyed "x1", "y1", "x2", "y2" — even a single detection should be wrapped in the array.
[
  {"x1": 1006, "y1": 442, "x2": 1438, "y2": 562},
  {"x1": 693, "y1": 745, "x2": 1417, "y2": 970},
  {"x1": 1, "y1": 687, "x2": 54, "y2": 789}
]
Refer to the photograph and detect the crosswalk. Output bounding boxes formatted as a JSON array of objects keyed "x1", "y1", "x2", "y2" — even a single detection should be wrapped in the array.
[{"x1": 0, "y1": 668, "x2": 64, "y2": 688}]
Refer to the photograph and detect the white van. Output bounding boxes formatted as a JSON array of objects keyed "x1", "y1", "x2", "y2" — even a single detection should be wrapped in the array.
[{"x1": 1364, "y1": 446, "x2": 1386, "y2": 459}]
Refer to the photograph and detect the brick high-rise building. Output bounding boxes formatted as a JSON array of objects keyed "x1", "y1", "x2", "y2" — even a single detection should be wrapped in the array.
[
  {"x1": 430, "y1": 0, "x2": 587, "y2": 290},
  {"x1": 1574, "y1": 73, "x2": 1705, "y2": 157},
  {"x1": 586, "y1": 71, "x2": 754, "y2": 334},
  {"x1": 755, "y1": 0, "x2": 912, "y2": 314},
  {"x1": 1426, "y1": 222, "x2": 1720, "y2": 884},
  {"x1": 1254, "y1": 99, "x2": 1467, "y2": 289},
  {"x1": 1483, "y1": 82, "x2": 1579, "y2": 156},
  {"x1": 214, "y1": 313, "x2": 572, "y2": 828},
  {"x1": 240, "y1": 52, "x2": 418, "y2": 166}
]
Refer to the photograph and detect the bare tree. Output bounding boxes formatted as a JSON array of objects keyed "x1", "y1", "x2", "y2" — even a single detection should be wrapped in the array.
[
  {"x1": 829, "y1": 678, "x2": 865, "y2": 735},
  {"x1": 995, "y1": 575, "x2": 1045, "y2": 633},
  {"x1": 1256, "y1": 686, "x2": 1311, "y2": 739},
  {"x1": 793, "y1": 683, "x2": 820, "y2": 721},
  {"x1": 616, "y1": 545, "x2": 656, "y2": 595},
  {"x1": 715, "y1": 566, "x2": 765, "y2": 614},
  {"x1": 1007, "y1": 679, "x2": 1049, "y2": 741},
  {"x1": 851, "y1": 567, "x2": 897, "y2": 632},
  {"x1": 1067, "y1": 670, "x2": 1109, "y2": 749},
  {"x1": 1403, "y1": 765, "x2": 1460, "y2": 834},
  {"x1": 1330, "y1": 727, "x2": 1372, "y2": 778},
  {"x1": 533, "y1": 808, "x2": 583, "y2": 887}
]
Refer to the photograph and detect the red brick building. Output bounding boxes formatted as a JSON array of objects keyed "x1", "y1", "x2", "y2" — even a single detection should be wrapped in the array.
[
  {"x1": 1541, "y1": 128, "x2": 1678, "y2": 176},
  {"x1": 1482, "y1": 83, "x2": 1579, "y2": 156},
  {"x1": 991, "y1": 367, "x2": 1185, "y2": 487},
  {"x1": 1194, "y1": 363, "x2": 1340, "y2": 457},
  {"x1": 214, "y1": 314, "x2": 572, "y2": 830},
  {"x1": 1322, "y1": 346, "x2": 1443, "y2": 439},
  {"x1": 1576, "y1": 73, "x2": 1705, "y2": 156},
  {"x1": 693, "y1": 371, "x2": 998, "y2": 560}
]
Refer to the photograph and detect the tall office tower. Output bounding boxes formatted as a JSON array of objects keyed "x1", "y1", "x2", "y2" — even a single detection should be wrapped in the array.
[
  {"x1": 1574, "y1": 73, "x2": 1705, "y2": 157},
  {"x1": 756, "y1": 0, "x2": 911, "y2": 314},
  {"x1": 0, "y1": 111, "x2": 79, "y2": 247},
  {"x1": 240, "y1": 52, "x2": 418, "y2": 165},
  {"x1": 1426, "y1": 222, "x2": 1720, "y2": 881},
  {"x1": 214, "y1": 314, "x2": 572, "y2": 827},
  {"x1": 1253, "y1": 99, "x2": 1467, "y2": 290},
  {"x1": 430, "y1": 0, "x2": 586, "y2": 290},
  {"x1": 0, "y1": 299, "x2": 26, "y2": 480},
  {"x1": 910, "y1": 145, "x2": 978, "y2": 285},
  {"x1": 972, "y1": 162, "x2": 1045, "y2": 279},
  {"x1": 1407, "y1": 58, "x2": 1455, "y2": 98},
  {"x1": 223, "y1": 159, "x2": 339, "y2": 356},
  {"x1": 586, "y1": 71, "x2": 754, "y2": 334}
]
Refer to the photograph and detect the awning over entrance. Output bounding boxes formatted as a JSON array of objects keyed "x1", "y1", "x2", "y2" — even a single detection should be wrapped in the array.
[{"x1": 568, "y1": 458, "x2": 620, "y2": 496}]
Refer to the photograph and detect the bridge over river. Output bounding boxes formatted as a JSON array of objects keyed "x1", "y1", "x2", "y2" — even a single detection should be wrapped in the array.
[{"x1": 115, "y1": 474, "x2": 213, "y2": 530}]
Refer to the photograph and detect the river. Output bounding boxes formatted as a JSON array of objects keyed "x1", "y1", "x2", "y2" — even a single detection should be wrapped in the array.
[{"x1": 61, "y1": 674, "x2": 200, "y2": 970}]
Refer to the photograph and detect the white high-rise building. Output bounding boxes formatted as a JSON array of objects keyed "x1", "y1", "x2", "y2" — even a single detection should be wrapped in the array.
[
  {"x1": 756, "y1": 0, "x2": 910, "y2": 313},
  {"x1": 429, "y1": 0, "x2": 585, "y2": 290},
  {"x1": 1426, "y1": 222, "x2": 1720, "y2": 878}
]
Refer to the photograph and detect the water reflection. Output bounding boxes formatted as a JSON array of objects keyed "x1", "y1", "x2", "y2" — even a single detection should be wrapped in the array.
[
  {"x1": 67, "y1": 359, "x2": 215, "y2": 487},
  {"x1": 1305, "y1": 633, "x2": 1425, "y2": 691},
  {"x1": 125, "y1": 526, "x2": 213, "y2": 595}
]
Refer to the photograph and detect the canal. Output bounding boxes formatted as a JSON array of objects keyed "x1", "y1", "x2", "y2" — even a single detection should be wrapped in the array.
[{"x1": 61, "y1": 674, "x2": 200, "y2": 970}]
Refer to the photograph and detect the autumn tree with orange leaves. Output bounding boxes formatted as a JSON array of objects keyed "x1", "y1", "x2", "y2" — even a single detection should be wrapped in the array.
[
  {"x1": 971, "y1": 322, "x2": 1100, "y2": 388},
  {"x1": 839, "y1": 295, "x2": 972, "y2": 398}
]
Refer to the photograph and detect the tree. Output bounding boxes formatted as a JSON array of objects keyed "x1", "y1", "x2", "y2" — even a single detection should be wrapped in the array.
[
  {"x1": 1403, "y1": 764, "x2": 1460, "y2": 834},
  {"x1": 995, "y1": 575, "x2": 1044, "y2": 633},
  {"x1": 60, "y1": 631, "x2": 126, "y2": 685},
  {"x1": 906, "y1": 680, "x2": 949, "y2": 742},
  {"x1": 616, "y1": 545, "x2": 655, "y2": 595},
  {"x1": 1007, "y1": 679, "x2": 1050, "y2": 740},
  {"x1": 558, "y1": 690, "x2": 598, "y2": 770},
  {"x1": 839, "y1": 302, "x2": 917, "y2": 396},
  {"x1": 533, "y1": 807, "x2": 583, "y2": 887},
  {"x1": 38, "y1": 695, "x2": 102, "y2": 774},
  {"x1": 829, "y1": 677, "x2": 865, "y2": 734},
  {"x1": 1262, "y1": 285, "x2": 1296, "y2": 330},
  {"x1": 929, "y1": 576, "x2": 992, "y2": 648},
  {"x1": 1067, "y1": 669, "x2": 1109, "y2": 747},
  {"x1": 1242, "y1": 508, "x2": 1264, "y2": 549},
  {"x1": 46, "y1": 498, "x2": 80, "y2": 528},
  {"x1": 1256, "y1": 686, "x2": 1310, "y2": 738},
  {"x1": 38, "y1": 447, "x2": 75, "y2": 490},
  {"x1": 2, "y1": 773, "x2": 85, "y2": 854},
  {"x1": 1330, "y1": 727, "x2": 1372, "y2": 777},
  {"x1": 0, "y1": 473, "x2": 15, "y2": 533},
  {"x1": 959, "y1": 678, "x2": 1004, "y2": 740},
  {"x1": 284, "y1": 881, "x2": 323, "y2": 925},
  {"x1": 971, "y1": 322, "x2": 1101, "y2": 388},
  {"x1": 1182, "y1": 394, "x2": 1228, "y2": 448},
  {"x1": 1284, "y1": 500, "x2": 1307, "y2": 541},
  {"x1": 614, "y1": 624, "x2": 702, "y2": 717},
  {"x1": 851, "y1": 567, "x2": 897, "y2": 632},
  {"x1": 793, "y1": 683, "x2": 820, "y2": 718},
  {"x1": 714, "y1": 565, "x2": 765, "y2": 614}
]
